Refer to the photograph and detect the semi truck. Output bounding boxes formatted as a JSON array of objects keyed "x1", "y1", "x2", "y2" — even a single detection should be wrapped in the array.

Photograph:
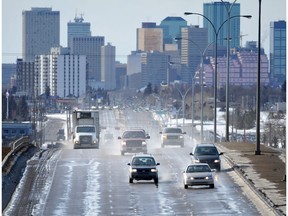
[{"x1": 72, "y1": 109, "x2": 100, "y2": 149}]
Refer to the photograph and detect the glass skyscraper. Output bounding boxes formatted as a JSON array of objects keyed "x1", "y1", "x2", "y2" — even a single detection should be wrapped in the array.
[
  {"x1": 203, "y1": 2, "x2": 240, "y2": 49},
  {"x1": 22, "y1": 7, "x2": 60, "y2": 62},
  {"x1": 270, "y1": 20, "x2": 286, "y2": 87},
  {"x1": 67, "y1": 15, "x2": 91, "y2": 48}
]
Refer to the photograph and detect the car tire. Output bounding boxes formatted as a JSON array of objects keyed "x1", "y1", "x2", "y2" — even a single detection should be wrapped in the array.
[
  {"x1": 129, "y1": 177, "x2": 133, "y2": 183},
  {"x1": 154, "y1": 177, "x2": 158, "y2": 184},
  {"x1": 184, "y1": 184, "x2": 188, "y2": 189},
  {"x1": 209, "y1": 184, "x2": 214, "y2": 189}
]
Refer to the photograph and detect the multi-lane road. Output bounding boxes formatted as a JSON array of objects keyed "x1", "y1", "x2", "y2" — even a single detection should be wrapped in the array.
[{"x1": 4, "y1": 108, "x2": 263, "y2": 215}]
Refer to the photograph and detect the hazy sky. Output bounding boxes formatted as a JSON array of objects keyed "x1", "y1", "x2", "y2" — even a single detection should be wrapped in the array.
[{"x1": 2, "y1": 0, "x2": 286, "y2": 64}]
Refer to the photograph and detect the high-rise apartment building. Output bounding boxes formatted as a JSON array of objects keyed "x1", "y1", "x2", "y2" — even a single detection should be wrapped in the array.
[
  {"x1": 34, "y1": 47, "x2": 86, "y2": 97},
  {"x1": 159, "y1": 17, "x2": 187, "y2": 45},
  {"x1": 180, "y1": 25, "x2": 208, "y2": 84},
  {"x1": 204, "y1": 45, "x2": 269, "y2": 87},
  {"x1": 137, "y1": 22, "x2": 163, "y2": 52},
  {"x1": 22, "y1": 7, "x2": 60, "y2": 62},
  {"x1": 203, "y1": 2, "x2": 240, "y2": 49},
  {"x1": 270, "y1": 20, "x2": 286, "y2": 87},
  {"x1": 101, "y1": 43, "x2": 116, "y2": 90},
  {"x1": 71, "y1": 36, "x2": 104, "y2": 87},
  {"x1": 67, "y1": 15, "x2": 91, "y2": 48}
]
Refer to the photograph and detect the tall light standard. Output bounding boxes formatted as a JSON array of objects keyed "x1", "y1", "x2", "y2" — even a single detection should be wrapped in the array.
[
  {"x1": 6, "y1": 90, "x2": 9, "y2": 119},
  {"x1": 221, "y1": 0, "x2": 237, "y2": 142},
  {"x1": 184, "y1": 12, "x2": 251, "y2": 142},
  {"x1": 255, "y1": 0, "x2": 262, "y2": 155},
  {"x1": 175, "y1": 37, "x2": 215, "y2": 142},
  {"x1": 174, "y1": 84, "x2": 192, "y2": 128}
]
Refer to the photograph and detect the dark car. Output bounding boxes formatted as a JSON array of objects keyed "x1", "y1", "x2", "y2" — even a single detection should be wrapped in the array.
[
  {"x1": 57, "y1": 129, "x2": 65, "y2": 141},
  {"x1": 127, "y1": 153, "x2": 160, "y2": 184},
  {"x1": 190, "y1": 143, "x2": 223, "y2": 171}
]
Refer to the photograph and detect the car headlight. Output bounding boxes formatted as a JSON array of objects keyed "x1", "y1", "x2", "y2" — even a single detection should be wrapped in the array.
[
  {"x1": 189, "y1": 177, "x2": 194, "y2": 180},
  {"x1": 151, "y1": 168, "x2": 158, "y2": 172},
  {"x1": 214, "y1": 159, "x2": 220, "y2": 163},
  {"x1": 179, "y1": 135, "x2": 183, "y2": 139},
  {"x1": 130, "y1": 168, "x2": 137, "y2": 172},
  {"x1": 193, "y1": 159, "x2": 200, "y2": 163},
  {"x1": 142, "y1": 141, "x2": 147, "y2": 145},
  {"x1": 205, "y1": 176, "x2": 212, "y2": 180},
  {"x1": 122, "y1": 141, "x2": 126, "y2": 146},
  {"x1": 162, "y1": 135, "x2": 167, "y2": 139}
]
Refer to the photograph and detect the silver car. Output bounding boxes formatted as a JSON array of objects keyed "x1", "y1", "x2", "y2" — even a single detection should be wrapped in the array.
[{"x1": 183, "y1": 163, "x2": 215, "y2": 189}]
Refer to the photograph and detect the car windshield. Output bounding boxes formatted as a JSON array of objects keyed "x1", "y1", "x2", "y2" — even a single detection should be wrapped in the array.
[
  {"x1": 187, "y1": 165, "x2": 211, "y2": 173},
  {"x1": 194, "y1": 146, "x2": 218, "y2": 155},
  {"x1": 76, "y1": 127, "x2": 95, "y2": 133},
  {"x1": 123, "y1": 131, "x2": 145, "y2": 138},
  {"x1": 132, "y1": 157, "x2": 156, "y2": 166},
  {"x1": 164, "y1": 128, "x2": 182, "y2": 133}
]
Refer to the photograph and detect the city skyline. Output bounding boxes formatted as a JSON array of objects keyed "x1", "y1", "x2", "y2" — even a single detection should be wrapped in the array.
[{"x1": 2, "y1": 0, "x2": 286, "y2": 64}]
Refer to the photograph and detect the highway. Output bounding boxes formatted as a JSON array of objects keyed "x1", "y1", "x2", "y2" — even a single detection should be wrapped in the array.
[{"x1": 4, "y1": 108, "x2": 262, "y2": 215}]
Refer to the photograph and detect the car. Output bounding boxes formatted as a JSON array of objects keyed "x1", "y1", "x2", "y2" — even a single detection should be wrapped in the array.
[
  {"x1": 190, "y1": 143, "x2": 223, "y2": 171},
  {"x1": 56, "y1": 129, "x2": 65, "y2": 141},
  {"x1": 127, "y1": 153, "x2": 160, "y2": 184},
  {"x1": 118, "y1": 129, "x2": 150, "y2": 155},
  {"x1": 183, "y1": 163, "x2": 215, "y2": 189},
  {"x1": 160, "y1": 127, "x2": 186, "y2": 148}
]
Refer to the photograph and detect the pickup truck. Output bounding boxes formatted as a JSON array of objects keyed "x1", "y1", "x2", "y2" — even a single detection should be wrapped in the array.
[{"x1": 118, "y1": 129, "x2": 150, "y2": 155}]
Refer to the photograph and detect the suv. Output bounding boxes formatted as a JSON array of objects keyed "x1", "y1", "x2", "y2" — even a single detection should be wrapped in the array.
[
  {"x1": 127, "y1": 153, "x2": 160, "y2": 184},
  {"x1": 160, "y1": 127, "x2": 186, "y2": 147},
  {"x1": 190, "y1": 143, "x2": 223, "y2": 171},
  {"x1": 118, "y1": 129, "x2": 150, "y2": 155}
]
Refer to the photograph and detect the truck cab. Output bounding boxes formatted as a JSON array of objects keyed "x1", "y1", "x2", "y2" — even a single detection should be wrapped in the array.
[
  {"x1": 72, "y1": 109, "x2": 100, "y2": 149},
  {"x1": 73, "y1": 125, "x2": 98, "y2": 149}
]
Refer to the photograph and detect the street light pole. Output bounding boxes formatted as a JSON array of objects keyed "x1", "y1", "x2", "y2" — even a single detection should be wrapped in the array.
[
  {"x1": 184, "y1": 12, "x2": 251, "y2": 143},
  {"x1": 222, "y1": 0, "x2": 238, "y2": 142},
  {"x1": 255, "y1": 0, "x2": 262, "y2": 155},
  {"x1": 175, "y1": 85, "x2": 192, "y2": 128},
  {"x1": 175, "y1": 37, "x2": 215, "y2": 142}
]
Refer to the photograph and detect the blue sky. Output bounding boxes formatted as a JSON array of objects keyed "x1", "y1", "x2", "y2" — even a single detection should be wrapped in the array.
[{"x1": 2, "y1": 0, "x2": 286, "y2": 63}]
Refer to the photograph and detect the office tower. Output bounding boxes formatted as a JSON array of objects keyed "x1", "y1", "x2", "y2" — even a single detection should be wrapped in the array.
[
  {"x1": 101, "y1": 43, "x2": 116, "y2": 90},
  {"x1": 137, "y1": 22, "x2": 163, "y2": 52},
  {"x1": 67, "y1": 15, "x2": 91, "y2": 48},
  {"x1": 204, "y1": 2, "x2": 240, "y2": 49},
  {"x1": 115, "y1": 62, "x2": 127, "y2": 90},
  {"x1": 270, "y1": 20, "x2": 286, "y2": 87},
  {"x1": 71, "y1": 36, "x2": 105, "y2": 87},
  {"x1": 22, "y1": 7, "x2": 60, "y2": 62},
  {"x1": 160, "y1": 16, "x2": 187, "y2": 45},
  {"x1": 180, "y1": 25, "x2": 208, "y2": 84},
  {"x1": 16, "y1": 59, "x2": 35, "y2": 96},
  {"x1": 127, "y1": 51, "x2": 143, "y2": 89},
  {"x1": 141, "y1": 51, "x2": 169, "y2": 87},
  {"x1": 2, "y1": 64, "x2": 16, "y2": 89}
]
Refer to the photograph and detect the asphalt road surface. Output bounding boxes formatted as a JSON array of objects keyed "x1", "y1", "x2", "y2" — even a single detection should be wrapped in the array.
[{"x1": 4, "y1": 108, "x2": 262, "y2": 215}]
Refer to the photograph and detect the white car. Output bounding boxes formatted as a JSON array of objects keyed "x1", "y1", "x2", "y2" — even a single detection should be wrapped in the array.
[{"x1": 183, "y1": 163, "x2": 215, "y2": 189}]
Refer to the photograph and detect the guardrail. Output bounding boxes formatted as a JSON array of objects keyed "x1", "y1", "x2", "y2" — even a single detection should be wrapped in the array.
[{"x1": 2, "y1": 136, "x2": 35, "y2": 168}]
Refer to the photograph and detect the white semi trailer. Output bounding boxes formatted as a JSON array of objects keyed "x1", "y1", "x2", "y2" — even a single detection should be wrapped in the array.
[{"x1": 72, "y1": 109, "x2": 100, "y2": 149}]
